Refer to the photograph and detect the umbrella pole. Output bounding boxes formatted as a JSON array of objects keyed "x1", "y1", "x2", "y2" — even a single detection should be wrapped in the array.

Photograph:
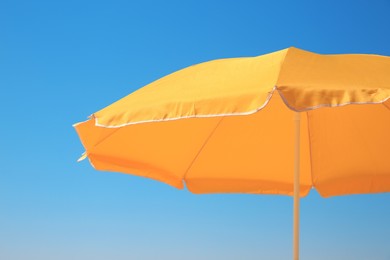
[{"x1": 293, "y1": 112, "x2": 301, "y2": 260}]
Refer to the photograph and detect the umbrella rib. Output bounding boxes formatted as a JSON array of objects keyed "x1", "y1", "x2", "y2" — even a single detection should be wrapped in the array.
[
  {"x1": 306, "y1": 111, "x2": 315, "y2": 189},
  {"x1": 182, "y1": 116, "x2": 225, "y2": 181},
  {"x1": 89, "y1": 122, "x2": 123, "y2": 154},
  {"x1": 383, "y1": 100, "x2": 390, "y2": 110}
]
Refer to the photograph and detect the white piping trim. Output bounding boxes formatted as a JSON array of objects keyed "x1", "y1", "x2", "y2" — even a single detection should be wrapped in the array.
[
  {"x1": 85, "y1": 87, "x2": 389, "y2": 128},
  {"x1": 72, "y1": 118, "x2": 91, "y2": 127},
  {"x1": 94, "y1": 87, "x2": 278, "y2": 128}
]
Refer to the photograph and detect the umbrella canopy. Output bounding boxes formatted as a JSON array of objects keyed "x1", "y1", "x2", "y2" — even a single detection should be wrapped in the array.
[
  {"x1": 74, "y1": 47, "x2": 390, "y2": 198},
  {"x1": 74, "y1": 47, "x2": 390, "y2": 260}
]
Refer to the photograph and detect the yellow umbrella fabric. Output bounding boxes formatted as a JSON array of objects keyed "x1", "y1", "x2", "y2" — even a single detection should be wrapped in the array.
[{"x1": 74, "y1": 47, "x2": 390, "y2": 198}]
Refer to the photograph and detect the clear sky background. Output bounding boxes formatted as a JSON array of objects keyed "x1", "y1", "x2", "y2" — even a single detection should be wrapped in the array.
[{"x1": 1, "y1": 0, "x2": 390, "y2": 259}]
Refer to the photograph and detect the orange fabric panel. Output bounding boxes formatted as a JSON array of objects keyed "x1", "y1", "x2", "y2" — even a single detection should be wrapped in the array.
[{"x1": 308, "y1": 103, "x2": 390, "y2": 197}]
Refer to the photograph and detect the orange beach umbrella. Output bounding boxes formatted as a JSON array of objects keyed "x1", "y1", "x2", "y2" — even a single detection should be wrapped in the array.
[{"x1": 74, "y1": 47, "x2": 390, "y2": 260}]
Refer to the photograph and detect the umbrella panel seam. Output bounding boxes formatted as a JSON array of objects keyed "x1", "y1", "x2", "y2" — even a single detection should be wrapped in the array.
[
  {"x1": 182, "y1": 116, "x2": 225, "y2": 181},
  {"x1": 306, "y1": 111, "x2": 315, "y2": 190}
]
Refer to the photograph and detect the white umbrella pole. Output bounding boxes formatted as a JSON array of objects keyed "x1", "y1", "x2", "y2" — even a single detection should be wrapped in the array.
[{"x1": 293, "y1": 112, "x2": 301, "y2": 260}]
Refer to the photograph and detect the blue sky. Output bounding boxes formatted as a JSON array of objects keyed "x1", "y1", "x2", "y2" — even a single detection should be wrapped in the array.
[{"x1": 1, "y1": 0, "x2": 390, "y2": 259}]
